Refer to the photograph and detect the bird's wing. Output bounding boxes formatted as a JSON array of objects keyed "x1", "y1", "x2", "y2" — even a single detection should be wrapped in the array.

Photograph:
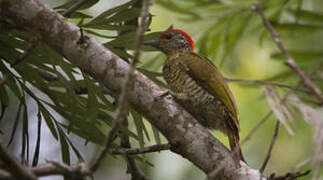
[{"x1": 179, "y1": 52, "x2": 239, "y2": 129}]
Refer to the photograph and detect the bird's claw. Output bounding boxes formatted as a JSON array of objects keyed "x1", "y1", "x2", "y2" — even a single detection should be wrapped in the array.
[
  {"x1": 159, "y1": 89, "x2": 175, "y2": 98},
  {"x1": 159, "y1": 89, "x2": 189, "y2": 101}
]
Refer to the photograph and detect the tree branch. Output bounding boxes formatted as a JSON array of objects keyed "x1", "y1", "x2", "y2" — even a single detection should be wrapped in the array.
[
  {"x1": 269, "y1": 169, "x2": 311, "y2": 180},
  {"x1": 120, "y1": 119, "x2": 147, "y2": 180},
  {"x1": 0, "y1": 0, "x2": 262, "y2": 179},
  {"x1": 241, "y1": 111, "x2": 273, "y2": 144},
  {"x1": 112, "y1": 144, "x2": 171, "y2": 155},
  {"x1": 260, "y1": 120, "x2": 280, "y2": 173},
  {"x1": 225, "y1": 78, "x2": 311, "y2": 94},
  {"x1": 0, "y1": 143, "x2": 37, "y2": 180},
  {"x1": 11, "y1": 0, "x2": 89, "y2": 66},
  {"x1": 251, "y1": 3, "x2": 323, "y2": 102},
  {"x1": 0, "y1": 162, "x2": 91, "y2": 180}
]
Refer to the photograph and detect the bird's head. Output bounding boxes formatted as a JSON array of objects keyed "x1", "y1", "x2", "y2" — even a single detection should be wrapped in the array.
[{"x1": 144, "y1": 29, "x2": 194, "y2": 55}]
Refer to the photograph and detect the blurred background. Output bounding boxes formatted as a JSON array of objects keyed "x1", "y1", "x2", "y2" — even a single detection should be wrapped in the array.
[{"x1": 0, "y1": 0, "x2": 322, "y2": 179}]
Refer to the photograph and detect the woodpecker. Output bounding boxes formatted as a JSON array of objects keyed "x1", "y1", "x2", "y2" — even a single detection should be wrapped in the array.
[{"x1": 144, "y1": 29, "x2": 244, "y2": 163}]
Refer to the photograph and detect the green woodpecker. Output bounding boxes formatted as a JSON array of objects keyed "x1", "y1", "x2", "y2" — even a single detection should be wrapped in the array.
[{"x1": 144, "y1": 29, "x2": 244, "y2": 163}]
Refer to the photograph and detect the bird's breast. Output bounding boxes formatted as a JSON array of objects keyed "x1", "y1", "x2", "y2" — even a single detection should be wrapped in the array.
[
  {"x1": 163, "y1": 59, "x2": 229, "y2": 130},
  {"x1": 163, "y1": 62, "x2": 213, "y2": 106}
]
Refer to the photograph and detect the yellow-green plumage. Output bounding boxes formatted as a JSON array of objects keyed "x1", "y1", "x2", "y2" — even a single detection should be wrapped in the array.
[
  {"x1": 163, "y1": 52, "x2": 239, "y2": 133},
  {"x1": 144, "y1": 29, "x2": 244, "y2": 163}
]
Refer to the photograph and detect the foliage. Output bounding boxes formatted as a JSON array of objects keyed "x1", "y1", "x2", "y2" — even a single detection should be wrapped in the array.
[{"x1": 0, "y1": 0, "x2": 322, "y2": 179}]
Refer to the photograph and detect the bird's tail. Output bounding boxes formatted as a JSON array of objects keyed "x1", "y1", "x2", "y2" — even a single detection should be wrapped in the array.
[{"x1": 228, "y1": 132, "x2": 245, "y2": 165}]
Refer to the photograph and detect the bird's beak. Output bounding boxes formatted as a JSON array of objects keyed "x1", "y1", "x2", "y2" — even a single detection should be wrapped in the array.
[{"x1": 143, "y1": 39, "x2": 160, "y2": 49}]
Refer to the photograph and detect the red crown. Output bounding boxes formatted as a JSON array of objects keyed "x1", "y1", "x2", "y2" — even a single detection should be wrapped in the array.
[{"x1": 162, "y1": 29, "x2": 194, "y2": 51}]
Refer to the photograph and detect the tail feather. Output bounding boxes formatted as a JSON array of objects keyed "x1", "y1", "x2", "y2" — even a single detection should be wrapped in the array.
[{"x1": 228, "y1": 133, "x2": 245, "y2": 165}]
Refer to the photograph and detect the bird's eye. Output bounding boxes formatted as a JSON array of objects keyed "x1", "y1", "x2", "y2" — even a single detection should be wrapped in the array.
[{"x1": 165, "y1": 33, "x2": 173, "y2": 39}]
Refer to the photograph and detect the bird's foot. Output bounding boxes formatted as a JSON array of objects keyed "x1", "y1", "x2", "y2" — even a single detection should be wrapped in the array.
[
  {"x1": 159, "y1": 89, "x2": 189, "y2": 101},
  {"x1": 159, "y1": 89, "x2": 173, "y2": 98}
]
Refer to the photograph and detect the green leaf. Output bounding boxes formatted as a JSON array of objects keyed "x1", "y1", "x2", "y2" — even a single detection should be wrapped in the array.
[
  {"x1": 64, "y1": 130, "x2": 84, "y2": 161},
  {"x1": 32, "y1": 110, "x2": 42, "y2": 166},
  {"x1": 55, "y1": 0, "x2": 99, "y2": 10},
  {"x1": 104, "y1": 30, "x2": 135, "y2": 47},
  {"x1": 59, "y1": 122, "x2": 105, "y2": 145},
  {"x1": 5, "y1": 78, "x2": 22, "y2": 98},
  {"x1": 97, "y1": 111, "x2": 140, "y2": 141},
  {"x1": 83, "y1": 74, "x2": 99, "y2": 122},
  {"x1": 273, "y1": 22, "x2": 323, "y2": 31},
  {"x1": 82, "y1": 24, "x2": 136, "y2": 31},
  {"x1": 58, "y1": 127, "x2": 70, "y2": 164},
  {"x1": 83, "y1": 29, "x2": 117, "y2": 39},
  {"x1": 0, "y1": 86, "x2": 9, "y2": 107},
  {"x1": 156, "y1": 0, "x2": 201, "y2": 20},
  {"x1": 106, "y1": 8, "x2": 141, "y2": 23},
  {"x1": 7, "y1": 100, "x2": 23, "y2": 147},
  {"x1": 83, "y1": 0, "x2": 137, "y2": 27},
  {"x1": 57, "y1": 10, "x2": 93, "y2": 19},
  {"x1": 131, "y1": 109, "x2": 145, "y2": 148},
  {"x1": 287, "y1": 8, "x2": 323, "y2": 25},
  {"x1": 89, "y1": 82, "x2": 115, "y2": 111},
  {"x1": 0, "y1": 35, "x2": 22, "y2": 63},
  {"x1": 222, "y1": 12, "x2": 253, "y2": 66},
  {"x1": 271, "y1": 51, "x2": 323, "y2": 62},
  {"x1": 152, "y1": 125, "x2": 161, "y2": 145},
  {"x1": 39, "y1": 105, "x2": 59, "y2": 140},
  {"x1": 21, "y1": 98, "x2": 30, "y2": 162}
]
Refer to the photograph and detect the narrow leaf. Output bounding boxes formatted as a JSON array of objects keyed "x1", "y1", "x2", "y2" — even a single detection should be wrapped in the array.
[
  {"x1": 32, "y1": 110, "x2": 42, "y2": 166},
  {"x1": 58, "y1": 127, "x2": 70, "y2": 164},
  {"x1": 152, "y1": 125, "x2": 161, "y2": 145}
]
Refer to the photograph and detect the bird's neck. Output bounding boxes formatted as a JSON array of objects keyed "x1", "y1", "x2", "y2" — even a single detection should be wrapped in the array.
[{"x1": 165, "y1": 48, "x2": 192, "y2": 56}]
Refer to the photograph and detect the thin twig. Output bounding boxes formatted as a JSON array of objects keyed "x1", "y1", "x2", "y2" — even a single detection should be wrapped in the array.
[
  {"x1": 225, "y1": 78, "x2": 311, "y2": 94},
  {"x1": 0, "y1": 142, "x2": 37, "y2": 180},
  {"x1": 251, "y1": 3, "x2": 323, "y2": 102},
  {"x1": 120, "y1": 119, "x2": 147, "y2": 180},
  {"x1": 269, "y1": 169, "x2": 311, "y2": 180},
  {"x1": 0, "y1": 162, "x2": 91, "y2": 180},
  {"x1": 298, "y1": 95, "x2": 323, "y2": 106},
  {"x1": 112, "y1": 144, "x2": 171, "y2": 155},
  {"x1": 89, "y1": 0, "x2": 152, "y2": 172},
  {"x1": 260, "y1": 120, "x2": 280, "y2": 173},
  {"x1": 241, "y1": 111, "x2": 273, "y2": 144},
  {"x1": 294, "y1": 156, "x2": 314, "y2": 171}
]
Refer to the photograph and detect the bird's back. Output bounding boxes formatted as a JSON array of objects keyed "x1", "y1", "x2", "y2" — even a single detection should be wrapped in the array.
[{"x1": 162, "y1": 52, "x2": 238, "y2": 133}]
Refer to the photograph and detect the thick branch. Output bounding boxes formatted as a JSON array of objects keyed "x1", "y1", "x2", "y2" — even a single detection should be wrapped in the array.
[
  {"x1": 11, "y1": 0, "x2": 88, "y2": 66},
  {"x1": 0, "y1": 0, "x2": 263, "y2": 179}
]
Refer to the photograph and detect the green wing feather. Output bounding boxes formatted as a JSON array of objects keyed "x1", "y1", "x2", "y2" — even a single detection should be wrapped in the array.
[{"x1": 179, "y1": 52, "x2": 240, "y2": 129}]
